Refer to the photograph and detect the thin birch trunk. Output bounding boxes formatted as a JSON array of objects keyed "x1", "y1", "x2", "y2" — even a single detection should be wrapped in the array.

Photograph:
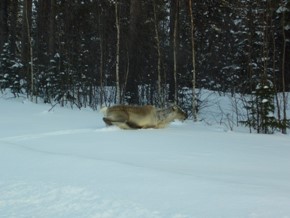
[
  {"x1": 153, "y1": 0, "x2": 163, "y2": 106},
  {"x1": 98, "y1": 12, "x2": 104, "y2": 107},
  {"x1": 115, "y1": 0, "x2": 121, "y2": 104},
  {"x1": 24, "y1": 0, "x2": 34, "y2": 102},
  {"x1": 188, "y1": 0, "x2": 197, "y2": 121},
  {"x1": 281, "y1": 8, "x2": 287, "y2": 134},
  {"x1": 173, "y1": 0, "x2": 179, "y2": 105}
]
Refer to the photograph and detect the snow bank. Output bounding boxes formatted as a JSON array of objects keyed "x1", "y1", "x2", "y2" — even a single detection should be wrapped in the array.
[{"x1": 0, "y1": 96, "x2": 290, "y2": 218}]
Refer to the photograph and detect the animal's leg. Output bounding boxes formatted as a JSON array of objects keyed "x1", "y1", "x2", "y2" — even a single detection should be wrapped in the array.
[
  {"x1": 141, "y1": 125, "x2": 156, "y2": 129},
  {"x1": 111, "y1": 122, "x2": 133, "y2": 129},
  {"x1": 125, "y1": 121, "x2": 142, "y2": 129},
  {"x1": 103, "y1": 118, "x2": 131, "y2": 129},
  {"x1": 103, "y1": 113, "x2": 127, "y2": 124},
  {"x1": 103, "y1": 112, "x2": 131, "y2": 129},
  {"x1": 103, "y1": 117, "x2": 113, "y2": 126}
]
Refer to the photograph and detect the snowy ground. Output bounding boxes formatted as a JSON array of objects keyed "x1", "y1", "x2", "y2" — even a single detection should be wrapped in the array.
[{"x1": 0, "y1": 95, "x2": 290, "y2": 218}]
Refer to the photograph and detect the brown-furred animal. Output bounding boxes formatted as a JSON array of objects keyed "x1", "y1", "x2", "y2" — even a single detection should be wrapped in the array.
[{"x1": 102, "y1": 105, "x2": 187, "y2": 129}]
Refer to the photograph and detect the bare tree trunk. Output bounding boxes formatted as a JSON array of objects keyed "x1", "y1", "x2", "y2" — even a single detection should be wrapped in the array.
[
  {"x1": 23, "y1": 0, "x2": 34, "y2": 101},
  {"x1": 127, "y1": 0, "x2": 142, "y2": 104},
  {"x1": 99, "y1": 12, "x2": 104, "y2": 107},
  {"x1": 27, "y1": 7, "x2": 34, "y2": 102},
  {"x1": 122, "y1": 50, "x2": 130, "y2": 102},
  {"x1": 273, "y1": 29, "x2": 282, "y2": 125},
  {"x1": 281, "y1": 8, "x2": 287, "y2": 134},
  {"x1": 152, "y1": 0, "x2": 163, "y2": 107},
  {"x1": 115, "y1": 0, "x2": 121, "y2": 104},
  {"x1": 188, "y1": 0, "x2": 197, "y2": 121},
  {"x1": 173, "y1": 0, "x2": 179, "y2": 105}
]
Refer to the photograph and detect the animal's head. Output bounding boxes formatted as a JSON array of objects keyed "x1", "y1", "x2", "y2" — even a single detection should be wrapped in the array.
[{"x1": 172, "y1": 105, "x2": 188, "y2": 121}]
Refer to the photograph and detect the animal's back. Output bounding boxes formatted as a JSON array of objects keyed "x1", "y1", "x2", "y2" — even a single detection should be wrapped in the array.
[{"x1": 107, "y1": 105, "x2": 154, "y2": 116}]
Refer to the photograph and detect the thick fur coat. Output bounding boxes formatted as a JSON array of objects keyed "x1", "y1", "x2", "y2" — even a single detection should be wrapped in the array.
[{"x1": 102, "y1": 105, "x2": 187, "y2": 129}]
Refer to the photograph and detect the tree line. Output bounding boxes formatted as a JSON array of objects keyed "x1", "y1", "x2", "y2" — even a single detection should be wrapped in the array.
[{"x1": 0, "y1": 0, "x2": 289, "y2": 133}]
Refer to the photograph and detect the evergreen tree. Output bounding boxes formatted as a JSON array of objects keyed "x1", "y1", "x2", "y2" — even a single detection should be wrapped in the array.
[
  {"x1": 241, "y1": 79, "x2": 288, "y2": 134},
  {"x1": 0, "y1": 42, "x2": 24, "y2": 95}
]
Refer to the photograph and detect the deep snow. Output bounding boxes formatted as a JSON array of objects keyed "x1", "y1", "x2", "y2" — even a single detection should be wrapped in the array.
[{"x1": 0, "y1": 95, "x2": 290, "y2": 218}]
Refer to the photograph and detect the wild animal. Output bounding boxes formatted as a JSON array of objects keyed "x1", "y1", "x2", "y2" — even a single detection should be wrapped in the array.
[{"x1": 102, "y1": 104, "x2": 187, "y2": 129}]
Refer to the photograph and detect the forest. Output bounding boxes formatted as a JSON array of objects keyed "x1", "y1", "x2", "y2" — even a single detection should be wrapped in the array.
[{"x1": 0, "y1": 0, "x2": 289, "y2": 133}]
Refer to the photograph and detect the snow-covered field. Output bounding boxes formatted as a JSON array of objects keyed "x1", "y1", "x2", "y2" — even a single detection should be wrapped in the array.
[{"x1": 0, "y1": 94, "x2": 290, "y2": 218}]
